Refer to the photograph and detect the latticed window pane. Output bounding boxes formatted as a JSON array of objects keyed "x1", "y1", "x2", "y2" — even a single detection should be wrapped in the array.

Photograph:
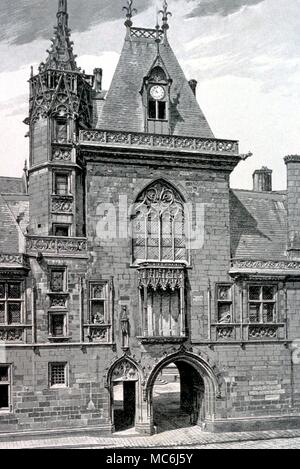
[
  {"x1": 7, "y1": 303, "x2": 21, "y2": 324},
  {"x1": 249, "y1": 303, "x2": 260, "y2": 323},
  {"x1": 161, "y1": 213, "x2": 172, "y2": 239},
  {"x1": 50, "y1": 363, "x2": 66, "y2": 386},
  {"x1": 263, "y1": 303, "x2": 275, "y2": 323},
  {"x1": 50, "y1": 270, "x2": 65, "y2": 292},
  {"x1": 0, "y1": 283, "x2": 5, "y2": 299},
  {"x1": 0, "y1": 303, "x2": 5, "y2": 324},
  {"x1": 7, "y1": 283, "x2": 21, "y2": 299},
  {"x1": 174, "y1": 212, "x2": 185, "y2": 260},
  {"x1": 51, "y1": 314, "x2": 65, "y2": 336},
  {"x1": 263, "y1": 286, "x2": 275, "y2": 301},
  {"x1": 175, "y1": 247, "x2": 186, "y2": 260},
  {"x1": 249, "y1": 286, "x2": 261, "y2": 301},
  {"x1": 133, "y1": 181, "x2": 185, "y2": 262},
  {"x1": 0, "y1": 366, "x2": 8, "y2": 382}
]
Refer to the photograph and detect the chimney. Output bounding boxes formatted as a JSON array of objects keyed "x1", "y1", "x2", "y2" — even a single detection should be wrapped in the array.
[
  {"x1": 284, "y1": 155, "x2": 300, "y2": 256},
  {"x1": 93, "y1": 68, "x2": 103, "y2": 93},
  {"x1": 253, "y1": 167, "x2": 272, "y2": 192},
  {"x1": 188, "y1": 79, "x2": 198, "y2": 97}
]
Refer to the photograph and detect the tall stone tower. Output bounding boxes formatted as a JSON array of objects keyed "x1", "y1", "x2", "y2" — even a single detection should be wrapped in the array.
[{"x1": 26, "y1": 0, "x2": 92, "y2": 238}]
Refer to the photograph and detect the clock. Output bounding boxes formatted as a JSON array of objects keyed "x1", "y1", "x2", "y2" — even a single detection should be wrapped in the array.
[{"x1": 150, "y1": 85, "x2": 165, "y2": 101}]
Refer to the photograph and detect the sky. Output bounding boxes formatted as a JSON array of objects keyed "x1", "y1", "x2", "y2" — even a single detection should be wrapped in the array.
[{"x1": 0, "y1": 0, "x2": 299, "y2": 190}]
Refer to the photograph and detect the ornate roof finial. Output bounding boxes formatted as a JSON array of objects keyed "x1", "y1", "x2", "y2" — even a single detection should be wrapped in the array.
[
  {"x1": 123, "y1": 0, "x2": 137, "y2": 28},
  {"x1": 159, "y1": 0, "x2": 172, "y2": 33}
]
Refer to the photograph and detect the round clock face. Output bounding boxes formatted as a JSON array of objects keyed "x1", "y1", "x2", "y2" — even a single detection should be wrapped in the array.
[{"x1": 150, "y1": 85, "x2": 165, "y2": 101}]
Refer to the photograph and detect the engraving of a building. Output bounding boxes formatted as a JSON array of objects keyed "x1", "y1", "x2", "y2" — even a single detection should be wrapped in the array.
[{"x1": 0, "y1": 0, "x2": 300, "y2": 435}]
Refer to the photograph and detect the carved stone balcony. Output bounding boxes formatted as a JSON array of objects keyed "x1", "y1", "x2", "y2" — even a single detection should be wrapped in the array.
[
  {"x1": 51, "y1": 195, "x2": 74, "y2": 214},
  {"x1": 84, "y1": 324, "x2": 112, "y2": 343},
  {"x1": 79, "y1": 129, "x2": 239, "y2": 157},
  {"x1": 26, "y1": 236, "x2": 87, "y2": 258},
  {"x1": 0, "y1": 326, "x2": 31, "y2": 343}
]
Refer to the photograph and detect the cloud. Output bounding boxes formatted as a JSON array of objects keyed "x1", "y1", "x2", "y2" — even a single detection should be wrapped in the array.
[
  {"x1": 0, "y1": 0, "x2": 150, "y2": 46},
  {"x1": 186, "y1": 0, "x2": 265, "y2": 18}
]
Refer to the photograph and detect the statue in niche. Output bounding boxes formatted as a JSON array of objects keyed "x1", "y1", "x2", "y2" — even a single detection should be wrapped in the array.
[
  {"x1": 92, "y1": 311, "x2": 105, "y2": 324},
  {"x1": 121, "y1": 306, "x2": 130, "y2": 350}
]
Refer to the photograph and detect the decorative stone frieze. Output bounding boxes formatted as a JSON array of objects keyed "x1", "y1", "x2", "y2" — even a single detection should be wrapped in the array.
[
  {"x1": 51, "y1": 195, "x2": 73, "y2": 213},
  {"x1": 0, "y1": 327, "x2": 24, "y2": 342},
  {"x1": 26, "y1": 236, "x2": 87, "y2": 257},
  {"x1": 248, "y1": 324, "x2": 279, "y2": 340},
  {"x1": 231, "y1": 259, "x2": 300, "y2": 271},
  {"x1": 51, "y1": 147, "x2": 72, "y2": 162}
]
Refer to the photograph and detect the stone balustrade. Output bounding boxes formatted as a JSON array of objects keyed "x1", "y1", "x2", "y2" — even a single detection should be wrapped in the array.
[{"x1": 79, "y1": 129, "x2": 239, "y2": 156}]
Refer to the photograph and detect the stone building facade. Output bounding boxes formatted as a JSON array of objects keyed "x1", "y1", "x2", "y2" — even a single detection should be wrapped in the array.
[{"x1": 0, "y1": 0, "x2": 300, "y2": 435}]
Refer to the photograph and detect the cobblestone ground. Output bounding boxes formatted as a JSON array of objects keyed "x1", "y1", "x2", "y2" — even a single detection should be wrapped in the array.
[
  {"x1": 177, "y1": 437, "x2": 300, "y2": 449},
  {"x1": 1, "y1": 428, "x2": 300, "y2": 449}
]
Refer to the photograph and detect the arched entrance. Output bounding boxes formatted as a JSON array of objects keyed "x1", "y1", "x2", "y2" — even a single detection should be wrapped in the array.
[
  {"x1": 107, "y1": 357, "x2": 143, "y2": 433},
  {"x1": 146, "y1": 350, "x2": 218, "y2": 434}
]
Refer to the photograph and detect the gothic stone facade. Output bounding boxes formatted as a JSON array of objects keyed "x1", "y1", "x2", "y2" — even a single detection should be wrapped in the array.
[{"x1": 0, "y1": 1, "x2": 300, "y2": 436}]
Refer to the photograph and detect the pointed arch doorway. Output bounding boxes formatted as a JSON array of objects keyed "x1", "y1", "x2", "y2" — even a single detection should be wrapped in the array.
[
  {"x1": 108, "y1": 357, "x2": 142, "y2": 433},
  {"x1": 146, "y1": 350, "x2": 218, "y2": 434}
]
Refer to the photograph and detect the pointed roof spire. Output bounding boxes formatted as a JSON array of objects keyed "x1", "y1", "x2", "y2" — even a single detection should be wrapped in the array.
[
  {"x1": 41, "y1": 0, "x2": 79, "y2": 72},
  {"x1": 159, "y1": 0, "x2": 172, "y2": 38}
]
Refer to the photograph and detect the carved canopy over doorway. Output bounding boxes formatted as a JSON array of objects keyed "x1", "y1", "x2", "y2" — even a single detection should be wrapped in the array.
[{"x1": 108, "y1": 357, "x2": 141, "y2": 385}]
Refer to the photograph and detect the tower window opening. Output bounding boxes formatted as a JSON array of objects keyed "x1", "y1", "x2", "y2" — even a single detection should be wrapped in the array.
[{"x1": 148, "y1": 99, "x2": 166, "y2": 121}]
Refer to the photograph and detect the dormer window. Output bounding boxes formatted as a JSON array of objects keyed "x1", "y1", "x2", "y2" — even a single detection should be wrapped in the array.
[{"x1": 144, "y1": 66, "x2": 171, "y2": 134}]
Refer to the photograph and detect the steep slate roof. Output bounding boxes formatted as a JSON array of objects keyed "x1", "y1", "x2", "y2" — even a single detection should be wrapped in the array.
[
  {"x1": 230, "y1": 189, "x2": 288, "y2": 260},
  {"x1": 96, "y1": 32, "x2": 214, "y2": 138},
  {"x1": 0, "y1": 194, "x2": 22, "y2": 254},
  {"x1": 0, "y1": 177, "x2": 25, "y2": 194},
  {"x1": 0, "y1": 177, "x2": 29, "y2": 254}
]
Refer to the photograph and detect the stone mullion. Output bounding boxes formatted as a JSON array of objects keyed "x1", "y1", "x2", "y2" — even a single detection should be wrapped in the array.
[
  {"x1": 180, "y1": 283, "x2": 185, "y2": 337},
  {"x1": 143, "y1": 285, "x2": 148, "y2": 337}
]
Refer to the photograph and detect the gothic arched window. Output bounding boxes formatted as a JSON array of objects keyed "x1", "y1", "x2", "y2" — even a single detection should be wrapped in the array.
[{"x1": 132, "y1": 180, "x2": 186, "y2": 263}]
